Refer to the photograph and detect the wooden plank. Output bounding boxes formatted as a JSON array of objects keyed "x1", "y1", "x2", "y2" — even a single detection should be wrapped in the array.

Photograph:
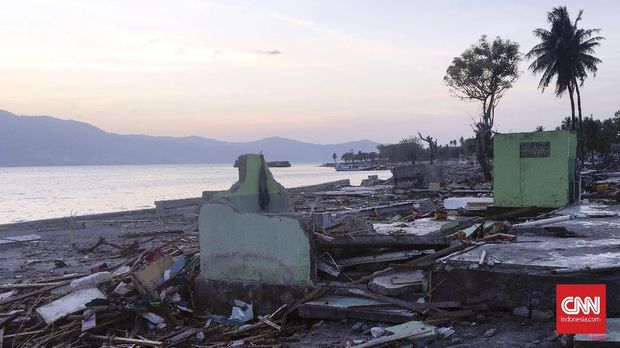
[
  {"x1": 352, "y1": 328, "x2": 436, "y2": 347},
  {"x1": 88, "y1": 334, "x2": 162, "y2": 346},
  {"x1": 317, "y1": 235, "x2": 446, "y2": 249},
  {"x1": 346, "y1": 288, "x2": 460, "y2": 312},
  {"x1": 337, "y1": 250, "x2": 426, "y2": 268},
  {"x1": 0, "y1": 282, "x2": 68, "y2": 306},
  {"x1": 298, "y1": 303, "x2": 415, "y2": 323}
]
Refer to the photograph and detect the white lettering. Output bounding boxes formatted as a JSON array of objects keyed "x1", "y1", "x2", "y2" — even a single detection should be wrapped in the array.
[{"x1": 561, "y1": 296, "x2": 600, "y2": 315}]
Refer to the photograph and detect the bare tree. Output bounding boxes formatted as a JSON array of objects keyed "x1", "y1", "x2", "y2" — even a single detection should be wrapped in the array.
[
  {"x1": 444, "y1": 35, "x2": 521, "y2": 180},
  {"x1": 418, "y1": 132, "x2": 438, "y2": 164}
]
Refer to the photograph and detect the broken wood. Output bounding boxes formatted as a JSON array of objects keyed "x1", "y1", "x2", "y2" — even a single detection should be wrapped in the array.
[
  {"x1": 346, "y1": 288, "x2": 460, "y2": 312},
  {"x1": 337, "y1": 250, "x2": 426, "y2": 269},
  {"x1": 317, "y1": 235, "x2": 446, "y2": 249},
  {"x1": 478, "y1": 250, "x2": 487, "y2": 265},
  {"x1": 0, "y1": 282, "x2": 68, "y2": 306},
  {"x1": 88, "y1": 334, "x2": 163, "y2": 346},
  {"x1": 258, "y1": 315, "x2": 281, "y2": 330},
  {"x1": 352, "y1": 328, "x2": 436, "y2": 347},
  {"x1": 353, "y1": 242, "x2": 469, "y2": 284},
  {"x1": 0, "y1": 312, "x2": 20, "y2": 330},
  {"x1": 480, "y1": 233, "x2": 516, "y2": 242},
  {"x1": 0, "y1": 282, "x2": 63, "y2": 289}
]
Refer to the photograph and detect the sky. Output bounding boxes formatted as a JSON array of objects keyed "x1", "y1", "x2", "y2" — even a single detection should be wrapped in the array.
[{"x1": 0, "y1": 0, "x2": 618, "y2": 145}]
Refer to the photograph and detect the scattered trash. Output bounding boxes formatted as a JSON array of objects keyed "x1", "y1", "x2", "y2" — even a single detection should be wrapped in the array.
[
  {"x1": 0, "y1": 291, "x2": 15, "y2": 301},
  {"x1": 1, "y1": 156, "x2": 617, "y2": 347},
  {"x1": 112, "y1": 281, "x2": 134, "y2": 295},
  {"x1": 438, "y1": 326, "x2": 455, "y2": 338},
  {"x1": 483, "y1": 328, "x2": 497, "y2": 338},
  {"x1": 36, "y1": 288, "x2": 106, "y2": 324},
  {"x1": 370, "y1": 326, "x2": 385, "y2": 338},
  {"x1": 141, "y1": 312, "x2": 167, "y2": 330},
  {"x1": 54, "y1": 258, "x2": 67, "y2": 268},
  {"x1": 229, "y1": 299, "x2": 254, "y2": 323}
]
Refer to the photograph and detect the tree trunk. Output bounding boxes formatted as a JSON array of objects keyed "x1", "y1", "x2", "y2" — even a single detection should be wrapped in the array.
[
  {"x1": 475, "y1": 124, "x2": 492, "y2": 181},
  {"x1": 568, "y1": 84, "x2": 576, "y2": 132},
  {"x1": 575, "y1": 82, "x2": 584, "y2": 166}
]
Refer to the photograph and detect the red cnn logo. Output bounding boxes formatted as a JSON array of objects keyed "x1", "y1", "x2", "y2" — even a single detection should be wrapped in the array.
[{"x1": 556, "y1": 284, "x2": 606, "y2": 334}]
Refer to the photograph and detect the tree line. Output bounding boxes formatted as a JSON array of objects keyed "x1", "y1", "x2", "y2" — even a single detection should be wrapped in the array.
[
  {"x1": 441, "y1": 6, "x2": 603, "y2": 179},
  {"x1": 335, "y1": 136, "x2": 477, "y2": 164},
  {"x1": 556, "y1": 110, "x2": 620, "y2": 165},
  {"x1": 335, "y1": 6, "x2": 606, "y2": 177}
]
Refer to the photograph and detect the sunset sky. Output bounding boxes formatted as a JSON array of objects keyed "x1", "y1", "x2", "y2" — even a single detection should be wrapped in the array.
[{"x1": 0, "y1": 0, "x2": 618, "y2": 144}]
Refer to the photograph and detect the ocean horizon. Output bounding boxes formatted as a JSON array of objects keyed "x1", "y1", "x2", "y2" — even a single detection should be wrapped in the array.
[{"x1": 0, "y1": 163, "x2": 391, "y2": 224}]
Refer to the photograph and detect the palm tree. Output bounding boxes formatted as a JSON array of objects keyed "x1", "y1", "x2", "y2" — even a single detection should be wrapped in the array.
[{"x1": 526, "y1": 7, "x2": 604, "y2": 137}]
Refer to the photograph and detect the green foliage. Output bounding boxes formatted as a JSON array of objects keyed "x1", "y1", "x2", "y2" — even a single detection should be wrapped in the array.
[
  {"x1": 557, "y1": 111, "x2": 620, "y2": 163},
  {"x1": 377, "y1": 137, "x2": 426, "y2": 162},
  {"x1": 526, "y1": 6, "x2": 604, "y2": 134},
  {"x1": 377, "y1": 136, "x2": 476, "y2": 162},
  {"x1": 445, "y1": 35, "x2": 520, "y2": 180},
  {"x1": 527, "y1": 7, "x2": 603, "y2": 96},
  {"x1": 340, "y1": 150, "x2": 379, "y2": 162},
  {"x1": 445, "y1": 35, "x2": 521, "y2": 127}
]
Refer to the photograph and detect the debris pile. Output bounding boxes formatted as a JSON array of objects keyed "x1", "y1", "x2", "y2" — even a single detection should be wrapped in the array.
[{"x1": 3, "y1": 149, "x2": 620, "y2": 346}]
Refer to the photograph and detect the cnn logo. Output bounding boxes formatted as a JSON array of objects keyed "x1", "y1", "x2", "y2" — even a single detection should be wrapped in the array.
[
  {"x1": 560, "y1": 296, "x2": 600, "y2": 315},
  {"x1": 556, "y1": 284, "x2": 606, "y2": 334}
]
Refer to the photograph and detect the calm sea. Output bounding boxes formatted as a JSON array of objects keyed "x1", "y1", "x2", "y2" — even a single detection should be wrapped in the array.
[{"x1": 0, "y1": 164, "x2": 392, "y2": 224}]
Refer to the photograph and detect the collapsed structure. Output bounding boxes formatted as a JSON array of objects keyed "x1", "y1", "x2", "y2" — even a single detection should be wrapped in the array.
[
  {"x1": 0, "y1": 130, "x2": 619, "y2": 347},
  {"x1": 197, "y1": 154, "x2": 313, "y2": 313}
]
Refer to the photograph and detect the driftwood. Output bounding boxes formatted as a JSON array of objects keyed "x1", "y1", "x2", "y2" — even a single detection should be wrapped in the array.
[
  {"x1": 72, "y1": 236, "x2": 122, "y2": 253},
  {"x1": 88, "y1": 334, "x2": 163, "y2": 346},
  {"x1": 352, "y1": 328, "x2": 436, "y2": 348}
]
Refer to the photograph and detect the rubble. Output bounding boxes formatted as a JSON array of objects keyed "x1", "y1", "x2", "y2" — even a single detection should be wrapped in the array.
[{"x1": 2, "y1": 145, "x2": 620, "y2": 346}]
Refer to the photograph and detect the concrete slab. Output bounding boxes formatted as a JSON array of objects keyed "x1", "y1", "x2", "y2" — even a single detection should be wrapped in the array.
[
  {"x1": 444, "y1": 197, "x2": 494, "y2": 210},
  {"x1": 386, "y1": 320, "x2": 437, "y2": 340},
  {"x1": 199, "y1": 203, "x2": 312, "y2": 285},
  {"x1": 369, "y1": 270, "x2": 426, "y2": 296},
  {"x1": 214, "y1": 154, "x2": 291, "y2": 213},
  {"x1": 0, "y1": 234, "x2": 41, "y2": 250},
  {"x1": 36, "y1": 288, "x2": 105, "y2": 324},
  {"x1": 433, "y1": 211, "x2": 620, "y2": 313},
  {"x1": 374, "y1": 218, "x2": 458, "y2": 236},
  {"x1": 298, "y1": 295, "x2": 417, "y2": 323},
  {"x1": 575, "y1": 318, "x2": 620, "y2": 347}
]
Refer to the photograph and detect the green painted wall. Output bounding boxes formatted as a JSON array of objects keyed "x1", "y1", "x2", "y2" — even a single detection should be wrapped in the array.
[
  {"x1": 216, "y1": 154, "x2": 290, "y2": 213},
  {"x1": 493, "y1": 130, "x2": 576, "y2": 208},
  {"x1": 199, "y1": 203, "x2": 312, "y2": 285}
]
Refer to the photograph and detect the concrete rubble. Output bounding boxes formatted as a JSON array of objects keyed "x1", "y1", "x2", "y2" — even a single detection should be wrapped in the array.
[{"x1": 1, "y1": 134, "x2": 620, "y2": 347}]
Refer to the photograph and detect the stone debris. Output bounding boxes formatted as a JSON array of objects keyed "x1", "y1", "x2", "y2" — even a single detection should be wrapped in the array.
[{"x1": 2, "y1": 148, "x2": 620, "y2": 347}]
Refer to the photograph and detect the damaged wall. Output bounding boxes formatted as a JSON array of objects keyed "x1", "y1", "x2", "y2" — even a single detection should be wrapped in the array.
[
  {"x1": 212, "y1": 154, "x2": 291, "y2": 213},
  {"x1": 199, "y1": 203, "x2": 311, "y2": 285},
  {"x1": 494, "y1": 130, "x2": 577, "y2": 208}
]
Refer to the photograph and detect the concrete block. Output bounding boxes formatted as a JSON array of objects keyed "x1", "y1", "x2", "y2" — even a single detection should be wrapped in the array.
[
  {"x1": 215, "y1": 154, "x2": 291, "y2": 213},
  {"x1": 513, "y1": 306, "x2": 530, "y2": 318},
  {"x1": 494, "y1": 130, "x2": 577, "y2": 208},
  {"x1": 199, "y1": 203, "x2": 312, "y2": 285},
  {"x1": 369, "y1": 270, "x2": 425, "y2": 296}
]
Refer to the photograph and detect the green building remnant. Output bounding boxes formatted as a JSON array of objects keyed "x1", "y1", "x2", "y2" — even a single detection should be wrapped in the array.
[
  {"x1": 198, "y1": 154, "x2": 312, "y2": 312},
  {"x1": 214, "y1": 154, "x2": 291, "y2": 213},
  {"x1": 199, "y1": 203, "x2": 311, "y2": 284},
  {"x1": 494, "y1": 130, "x2": 577, "y2": 208}
]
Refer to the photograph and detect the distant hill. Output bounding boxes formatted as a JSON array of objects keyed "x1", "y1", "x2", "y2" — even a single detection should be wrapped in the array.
[{"x1": 0, "y1": 110, "x2": 381, "y2": 167}]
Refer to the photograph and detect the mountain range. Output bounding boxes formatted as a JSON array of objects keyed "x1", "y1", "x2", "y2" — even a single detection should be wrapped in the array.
[{"x1": 0, "y1": 110, "x2": 381, "y2": 167}]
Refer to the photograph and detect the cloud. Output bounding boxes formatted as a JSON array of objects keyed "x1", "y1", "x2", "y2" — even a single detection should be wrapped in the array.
[
  {"x1": 143, "y1": 38, "x2": 160, "y2": 46},
  {"x1": 266, "y1": 11, "x2": 398, "y2": 56},
  {"x1": 255, "y1": 49, "x2": 281, "y2": 55}
]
